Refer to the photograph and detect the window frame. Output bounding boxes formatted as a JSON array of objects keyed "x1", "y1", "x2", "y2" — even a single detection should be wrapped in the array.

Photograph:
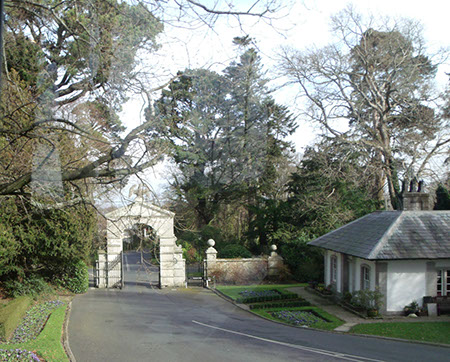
[
  {"x1": 330, "y1": 255, "x2": 337, "y2": 284},
  {"x1": 361, "y1": 264, "x2": 370, "y2": 290},
  {"x1": 437, "y1": 269, "x2": 450, "y2": 296}
]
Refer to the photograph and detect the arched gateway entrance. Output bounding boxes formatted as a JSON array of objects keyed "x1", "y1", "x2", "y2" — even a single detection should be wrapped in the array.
[{"x1": 96, "y1": 196, "x2": 186, "y2": 288}]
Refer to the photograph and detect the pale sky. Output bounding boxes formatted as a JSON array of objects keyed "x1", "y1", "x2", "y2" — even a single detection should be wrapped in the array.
[{"x1": 119, "y1": 0, "x2": 450, "y2": 196}]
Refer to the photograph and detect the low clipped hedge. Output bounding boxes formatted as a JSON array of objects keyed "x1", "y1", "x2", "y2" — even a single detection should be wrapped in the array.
[
  {"x1": 0, "y1": 296, "x2": 32, "y2": 341},
  {"x1": 249, "y1": 300, "x2": 311, "y2": 310},
  {"x1": 236, "y1": 291, "x2": 298, "y2": 304}
]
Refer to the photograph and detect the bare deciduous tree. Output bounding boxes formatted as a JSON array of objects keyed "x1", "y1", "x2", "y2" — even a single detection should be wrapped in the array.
[{"x1": 280, "y1": 7, "x2": 449, "y2": 209}]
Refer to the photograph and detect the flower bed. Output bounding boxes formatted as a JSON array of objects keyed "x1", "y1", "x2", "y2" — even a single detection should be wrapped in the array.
[
  {"x1": 239, "y1": 290, "x2": 280, "y2": 298},
  {"x1": 9, "y1": 300, "x2": 64, "y2": 344},
  {"x1": 269, "y1": 310, "x2": 329, "y2": 327},
  {"x1": 0, "y1": 348, "x2": 40, "y2": 361}
]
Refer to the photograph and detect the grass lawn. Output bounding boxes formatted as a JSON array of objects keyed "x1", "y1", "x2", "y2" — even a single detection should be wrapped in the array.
[
  {"x1": 0, "y1": 303, "x2": 69, "y2": 361},
  {"x1": 216, "y1": 283, "x2": 307, "y2": 300},
  {"x1": 253, "y1": 306, "x2": 344, "y2": 331},
  {"x1": 350, "y1": 322, "x2": 450, "y2": 345}
]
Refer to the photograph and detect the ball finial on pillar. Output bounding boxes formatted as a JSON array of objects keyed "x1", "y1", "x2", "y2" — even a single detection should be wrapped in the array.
[{"x1": 208, "y1": 239, "x2": 215, "y2": 247}]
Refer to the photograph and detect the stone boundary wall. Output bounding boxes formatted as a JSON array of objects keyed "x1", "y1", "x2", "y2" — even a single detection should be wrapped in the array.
[
  {"x1": 208, "y1": 258, "x2": 268, "y2": 284},
  {"x1": 205, "y1": 241, "x2": 284, "y2": 285}
]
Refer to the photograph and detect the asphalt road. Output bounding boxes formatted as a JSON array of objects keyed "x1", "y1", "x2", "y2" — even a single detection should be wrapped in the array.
[{"x1": 70, "y1": 251, "x2": 449, "y2": 362}]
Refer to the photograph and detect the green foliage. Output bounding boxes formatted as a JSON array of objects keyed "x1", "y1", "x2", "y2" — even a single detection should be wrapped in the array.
[
  {"x1": 236, "y1": 291, "x2": 298, "y2": 304},
  {"x1": 152, "y1": 41, "x2": 296, "y2": 230},
  {"x1": 351, "y1": 288, "x2": 384, "y2": 311},
  {"x1": 248, "y1": 300, "x2": 311, "y2": 310},
  {"x1": 0, "y1": 197, "x2": 96, "y2": 295},
  {"x1": 3, "y1": 276, "x2": 53, "y2": 299},
  {"x1": 180, "y1": 241, "x2": 202, "y2": 264},
  {"x1": 434, "y1": 184, "x2": 450, "y2": 210},
  {"x1": 280, "y1": 237, "x2": 324, "y2": 283},
  {"x1": 0, "y1": 296, "x2": 32, "y2": 341},
  {"x1": 177, "y1": 225, "x2": 225, "y2": 256},
  {"x1": 281, "y1": 10, "x2": 447, "y2": 210},
  {"x1": 53, "y1": 261, "x2": 89, "y2": 294},
  {"x1": 218, "y1": 244, "x2": 252, "y2": 259}
]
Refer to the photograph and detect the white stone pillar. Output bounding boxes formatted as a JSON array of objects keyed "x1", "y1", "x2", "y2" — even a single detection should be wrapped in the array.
[
  {"x1": 173, "y1": 244, "x2": 186, "y2": 287},
  {"x1": 97, "y1": 250, "x2": 107, "y2": 288},
  {"x1": 159, "y1": 236, "x2": 176, "y2": 287},
  {"x1": 268, "y1": 245, "x2": 284, "y2": 278},
  {"x1": 205, "y1": 239, "x2": 218, "y2": 285}
]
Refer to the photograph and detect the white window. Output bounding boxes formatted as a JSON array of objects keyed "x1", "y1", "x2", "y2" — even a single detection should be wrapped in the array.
[
  {"x1": 437, "y1": 270, "x2": 450, "y2": 296},
  {"x1": 330, "y1": 255, "x2": 337, "y2": 283},
  {"x1": 361, "y1": 265, "x2": 370, "y2": 290}
]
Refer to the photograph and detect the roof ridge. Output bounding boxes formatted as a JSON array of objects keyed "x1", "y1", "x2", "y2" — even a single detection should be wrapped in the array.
[{"x1": 367, "y1": 211, "x2": 403, "y2": 259}]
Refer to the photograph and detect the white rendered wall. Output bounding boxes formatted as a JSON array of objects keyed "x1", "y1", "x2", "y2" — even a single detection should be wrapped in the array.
[{"x1": 386, "y1": 260, "x2": 426, "y2": 312}]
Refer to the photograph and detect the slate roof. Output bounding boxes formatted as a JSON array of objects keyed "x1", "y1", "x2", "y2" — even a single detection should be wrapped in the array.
[{"x1": 308, "y1": 211, "x2": 450, "y2": 260}]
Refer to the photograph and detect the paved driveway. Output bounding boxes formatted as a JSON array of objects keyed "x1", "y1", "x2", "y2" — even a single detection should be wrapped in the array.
[{"x1": 70, "y1": 252, "x2": 449, "y2": 362}]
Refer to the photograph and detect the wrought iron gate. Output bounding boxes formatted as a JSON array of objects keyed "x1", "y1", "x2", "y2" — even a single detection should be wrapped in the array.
[{"x1": 186, "y1": 260, "x2": 204, "y2": 286}]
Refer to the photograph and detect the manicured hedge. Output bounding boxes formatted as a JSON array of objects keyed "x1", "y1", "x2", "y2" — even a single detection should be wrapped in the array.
[
  {"x1": 236, "y1": 291, "x2": 298, "y2": 304},
  {"x1": 249, "y1": 300, "x2": 311, "y2": 310},
  {"x1": 0, "y1": 296, "x2": 32, "y2": 341}
]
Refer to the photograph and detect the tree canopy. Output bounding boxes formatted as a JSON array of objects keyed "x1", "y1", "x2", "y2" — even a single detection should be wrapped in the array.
[
  {"x1": 150, "y1": 41, "x2": 296, "y2": 238},
  {"x1": 280, "y1": 7, "x2": 449, "y2": 209}
]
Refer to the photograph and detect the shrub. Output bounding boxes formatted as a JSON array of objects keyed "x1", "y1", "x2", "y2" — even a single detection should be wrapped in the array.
[
  {"x1": 3, "y1": 275, "x2": 52, "y2": 298},
  {"x1": 219, "y1": 244, "x2": 252, "y2": 258},
  {"x1": 249, "y1": 300, "x2": 311, "y2": 310},
  {"x1": 54, "y1": 260, "x2": 89, "y2": 294},
  {"x1": 236, "y1": 291, "x2": 298, "y2": 304},
  {"x1": 180, "y1": 241, "x2": 202, "y2": 263},
  {"x1": 351, "y1": 288, "x2": 383, "y2": 311},
  {"x1": 280, "y1": 240, "x2": 323, "y2": 282},
  {"x1": 404, "y1": 300, "x2": 420, "y2": 315}
]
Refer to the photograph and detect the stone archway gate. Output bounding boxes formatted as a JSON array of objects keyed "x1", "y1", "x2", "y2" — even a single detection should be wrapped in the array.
[{"x1": 96, "y1": 198, "x2": 186, "y2": 288}]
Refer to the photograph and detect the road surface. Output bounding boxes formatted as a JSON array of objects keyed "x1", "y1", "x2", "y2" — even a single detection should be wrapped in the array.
[{"x1": 71, "y1": 251, "x2": 449, "y2": 361}]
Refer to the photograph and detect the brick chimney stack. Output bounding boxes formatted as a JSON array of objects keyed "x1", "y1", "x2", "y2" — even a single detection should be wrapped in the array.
[{"x1": 402, "y1": 179, "x2": 432, "y2": 211}]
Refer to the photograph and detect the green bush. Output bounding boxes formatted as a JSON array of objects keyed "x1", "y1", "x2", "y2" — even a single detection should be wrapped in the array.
[
  {"x1": 54, "y1": 260, "x2": 89, "y2": 294},
  {"x1": 0, "y1": 295, "x2": 32, "y2": 340},
  {"x1": 3, "y1": 275, "x2": 53, "y2": 298},
  {"x1": 249, "y1": 300, "x2": 311, "y2": 310},
  {"x1": 219, "y1": 244, "x2": 252, "y2": 258},
  {"x1": 351, "y1": 288, "x2": 384, "y2": 311},
  {"x1": 281, "y1": 240, "x2": 323, "y2": 282},
  {"x1": 180, "y1": 241, "x2": 202, "y2": 263},
  {"x1": 0, "y1": 198, "x2": 96, "y2": 289},
  {"x1": 237, "y1": 291, "x2": 298, "y2": 304}
]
